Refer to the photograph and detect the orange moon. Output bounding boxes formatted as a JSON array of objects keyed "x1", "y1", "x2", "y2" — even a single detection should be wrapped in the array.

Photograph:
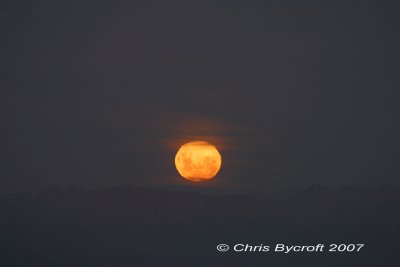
[{"x1": 175, "y1": 141, "x2": 222, "y2": 182}]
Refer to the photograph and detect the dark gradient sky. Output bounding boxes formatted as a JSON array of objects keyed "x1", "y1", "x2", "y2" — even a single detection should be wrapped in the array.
[{"x1": 1, "y1": 0, "x2": 399, "y2": 193}]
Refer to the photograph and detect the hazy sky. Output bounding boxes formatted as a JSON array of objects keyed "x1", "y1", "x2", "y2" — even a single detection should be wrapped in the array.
[{"x1": 1, "y1": 0, "x2": 399, "y2": 193}]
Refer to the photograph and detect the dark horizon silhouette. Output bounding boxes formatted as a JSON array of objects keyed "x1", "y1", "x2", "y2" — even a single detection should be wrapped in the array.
[
  {"x1": 2, "y1": 182, "x2": 399, "y2": 224},
  {"x1": 1, "y1": 183, "x2": 399, "y2": 266}
]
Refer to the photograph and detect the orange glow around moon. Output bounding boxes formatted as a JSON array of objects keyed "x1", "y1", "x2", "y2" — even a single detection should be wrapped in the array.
[{"x1": 175, "y1": 141, "x2": 222, "y2": 182}]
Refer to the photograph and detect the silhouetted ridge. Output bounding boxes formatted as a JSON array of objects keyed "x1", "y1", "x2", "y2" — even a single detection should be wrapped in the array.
[{"x1": 0, "y1": 184, "x2": 399, "y2": 226}]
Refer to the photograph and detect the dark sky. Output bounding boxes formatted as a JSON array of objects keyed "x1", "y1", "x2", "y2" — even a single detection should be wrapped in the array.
[{"x1": 1, "y1": 0, "x2": 399, "y2": 193}]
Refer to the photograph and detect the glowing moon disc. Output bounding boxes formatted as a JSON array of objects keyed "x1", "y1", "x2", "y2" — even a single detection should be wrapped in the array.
[{"x1": 175, "y1": 141, "x2": 222, "y2": 182}]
